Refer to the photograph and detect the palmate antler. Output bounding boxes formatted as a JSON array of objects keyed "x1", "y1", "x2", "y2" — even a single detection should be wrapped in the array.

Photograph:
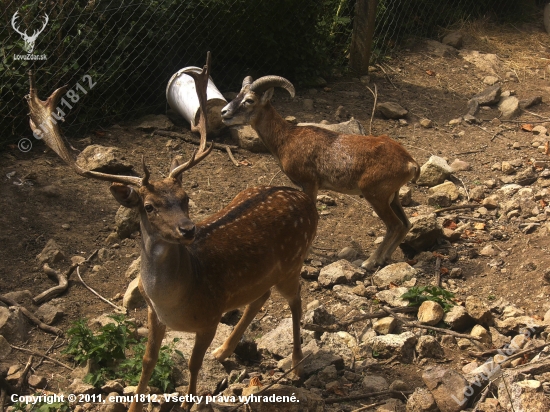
[
  {"x1": 26, "y1": 52, "x2": 214, "y2": 186},
  {"x1": 26, "y1": 70, "x2": 146, "y2": 186}
]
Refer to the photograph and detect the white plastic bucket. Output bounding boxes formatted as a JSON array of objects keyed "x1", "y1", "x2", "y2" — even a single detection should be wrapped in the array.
[{"x1": 166, "y1": 66, "x2": 227, "y2": 135}]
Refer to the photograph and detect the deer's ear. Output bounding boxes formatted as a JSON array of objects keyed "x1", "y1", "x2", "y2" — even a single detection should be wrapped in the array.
[
  {"x1": 260, "y1": 88, "x2": 274, "y2": 105},
  {"x1": 110, "y1": 183, "x2": 141, "y2": 208}
]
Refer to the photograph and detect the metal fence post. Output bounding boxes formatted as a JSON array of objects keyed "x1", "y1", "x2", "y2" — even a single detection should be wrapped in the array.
[{"x1": 350, "y1": 0, "x2": 378, "y2": 76}]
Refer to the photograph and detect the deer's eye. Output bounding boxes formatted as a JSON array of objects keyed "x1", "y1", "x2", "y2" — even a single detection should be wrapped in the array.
[
  {"x1": 144, "y1": 204, "x2": 154, "y2": 213},
  {"x1": 244, "y1": 99, "x2": 254, "y2": 105}
]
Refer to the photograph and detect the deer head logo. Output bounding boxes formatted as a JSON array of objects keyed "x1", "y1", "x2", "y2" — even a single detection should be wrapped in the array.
[{"x1": 11, "y1": 11, "x2": 49, "y2": 54}]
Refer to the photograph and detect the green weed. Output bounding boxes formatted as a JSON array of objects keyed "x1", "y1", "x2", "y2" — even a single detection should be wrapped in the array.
[
  {"x1": 63, "y1": 315, "x2": 181, "y2": 390},
  {"x1": 401, "y1": 286, "x2": 455, "y2": 312}
]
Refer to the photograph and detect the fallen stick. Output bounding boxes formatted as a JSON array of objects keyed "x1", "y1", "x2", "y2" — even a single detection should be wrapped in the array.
[
  {"x1": 499, "y1": 343, "x2": 550, "y2": 368},
  {"x1": 15, "y1": 355, "x2": 33, "y2": 393},
  {"x1": 303, "y1": 307, "x2": 418, "y2": 333},
  {"x1": 457, "y1": 215, "x2": 486, "y2": 223},
  {"x1": 452, "y1": 150, "x2": 485, "y2": 156},
  {"x1": 381, "y1": 306, "x2": 482, "y2": 341},
  {"x1": 9, "y1": 344, "x2": 74, "y2": 371},
  {"x1": 352, "y1": 401, "x2": 386, "y2": 412},
  {"x1": 77, "y1": 266, "x2": 125, "y2": 312},
  {"x1": 434, "y1": 204, "x2": 479, "y2": 214},
  {"x1": 434, "y1": 256, "x2": 442, "y2": 287},
  {"x1": 0, "y1": 295, "x2": 62, "y2": 336},
  {"x1": 34, "y1": 336, "x2": 62, "y2": 370},
  {"x1": 33, "y1": 263, "x2": 76, "y2": 304},
  {"x1": 153, "y1": 130, "x2": 239, "y2": 151},
  {"x1": 472, "y1": 384, "x2": 490, "y2": 412},
  {"x1": 325, "y1": 389, "x2": 413, "y2": 405},
  {"x1": 365, "y1": 83, "x2": 378, "y2": 135}
]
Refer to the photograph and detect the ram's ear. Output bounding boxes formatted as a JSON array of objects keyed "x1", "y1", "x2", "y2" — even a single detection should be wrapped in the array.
[
  {"x1": 260, "y1": 88, "x2": 274, "y2": 105},
  {"x1": 110, "y1": 183, "x2": 141, "y2": 208}
]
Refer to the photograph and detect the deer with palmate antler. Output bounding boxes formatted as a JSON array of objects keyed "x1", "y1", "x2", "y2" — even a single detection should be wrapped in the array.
[
  {"x1": 221, "y1": 76, "x2": 420, "y2": 270},
  {"x1": 26, "y1": 54, "x2": 318, "y2": 412}
]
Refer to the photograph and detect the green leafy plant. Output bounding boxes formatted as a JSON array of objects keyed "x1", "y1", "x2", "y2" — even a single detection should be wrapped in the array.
[
  {"x1": 401, "y1": 286, "x2": 455, "y2": 312},
  {"x1": 63, "y1": 315, "x2": 182, "y2": 389},
  {"x1": 120, "y1": 338, "x2": 184, "y2": 392},
  {"x1": 63, "y1": 314, "x2": 137, "y2": 365}
]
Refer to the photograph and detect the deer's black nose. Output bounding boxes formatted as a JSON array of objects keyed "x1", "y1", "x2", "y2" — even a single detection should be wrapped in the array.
[{"x1": 179, "y1": 224, "x2": 195, "y2": 239}]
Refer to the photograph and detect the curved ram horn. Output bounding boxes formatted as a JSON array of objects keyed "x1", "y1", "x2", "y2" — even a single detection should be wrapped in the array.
[
  {"x1": 242, "y1": 76, "x2": 254, "y2": 88},
  {"x1": 249, "y1": 76, "x2": 295, "y2": 98}
]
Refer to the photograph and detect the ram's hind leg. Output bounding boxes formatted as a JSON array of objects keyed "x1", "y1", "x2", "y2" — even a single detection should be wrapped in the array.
[
  {"x1": 212, "y1": 290, "x2": 271, "y2": 361},
  {"x1": 362, "y1": 192, "x2": 408, "y2": 270},
  {"x1": 275, "y1": 276, "x2": 303, "y2": 377},
  {"x1": 385, "y1": 190, "x2": 411, "y2": 257}
]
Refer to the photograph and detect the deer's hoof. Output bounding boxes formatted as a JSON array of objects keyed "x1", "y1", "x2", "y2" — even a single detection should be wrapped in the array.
[{"x1": 212, "y1": 345, "x2": 229, "y2": 362}]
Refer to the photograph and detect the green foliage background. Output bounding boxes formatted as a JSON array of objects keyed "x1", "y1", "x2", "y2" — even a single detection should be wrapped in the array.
[{"x1": 1, "y1": 0, "x2": 525, "y2": 148}]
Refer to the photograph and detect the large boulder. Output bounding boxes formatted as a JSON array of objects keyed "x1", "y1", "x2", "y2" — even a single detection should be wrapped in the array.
[
  {"x1": 76, "y1": 145, "x2": 133, "y2": 173},
  {"x1": 365, "y1": 331, "x2": 417, "y2": 363},
  {"x1": 377, "y1": 102, "x2": 408, "y2": 119},
  {"x1": 115, "y1": 206, "x2": 140, "y2": 239},
  {"x1": 372, "y1": 262, "x2": 417, "y2": 287},
  {"x1": 402, "y1": 214, "x2": 443, "y2": 253},
  {"x1": 318, "y1": 260, "x2": 365, "y2": 288},
  {"x1": 422, "y1": 366, "x2": 470, "y2": 412}
]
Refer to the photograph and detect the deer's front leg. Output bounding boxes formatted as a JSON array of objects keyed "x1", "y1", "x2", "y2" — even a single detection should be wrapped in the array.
[
  {"x1": 128, "y1": 307, "x2": 166, "y2": 412},
  {"x1": 182, "y1": 327, "x2": 217, "y2": 411}
]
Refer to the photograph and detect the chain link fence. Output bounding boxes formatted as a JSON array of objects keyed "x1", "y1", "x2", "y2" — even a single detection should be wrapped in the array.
[{"x1": 1, "y1": 0, "x2": 530, "y2": 149}]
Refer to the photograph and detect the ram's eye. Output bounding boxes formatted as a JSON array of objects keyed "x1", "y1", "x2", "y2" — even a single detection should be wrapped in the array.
[
  {"x1": 144, "y1": 204, "x2": 154, "y2": 213},
  {"x1": 244, "y1": 99, "x2": 254, "y2": 105}
]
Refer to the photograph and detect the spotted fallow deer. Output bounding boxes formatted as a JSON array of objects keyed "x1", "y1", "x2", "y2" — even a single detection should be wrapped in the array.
[
  {"x1": 26, "y1": 57, "x2": 317, "y2": 412},
  {"x1": 221, "y1": 76, "x2": 420, "y2": 270}
]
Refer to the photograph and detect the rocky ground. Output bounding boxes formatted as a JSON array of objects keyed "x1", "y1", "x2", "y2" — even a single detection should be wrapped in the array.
[{"x1": 3, "y1": 17, "x2": 550, "y2": 412}]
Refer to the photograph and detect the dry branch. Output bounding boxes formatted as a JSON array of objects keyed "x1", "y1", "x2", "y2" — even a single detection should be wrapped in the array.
[
  {"x1": 33, "y1": 263, "x2": 76, "y2": 304},
  {"x1": 77, "y1": 266, "x2": 124, "y2": 312},
  {"x1": 381, "y1": 306, "x2": 482, "y2": 341},
  {"x1": 434, "y1": 256, "x2": 442, "y2": 287},
  {"x1": 0, "y1": 295, "x2": 62, "y2": 336},
  {"x1": 352, "y1": 402, "x2": 386, "y2": 412},
  {"x1": 34, "y1": 336, "x2": 62, "y2": 369},
  {"x1": 499, "y1": 343, "x2": 550, "y2": 368},
  {"x1": 15, "y1": 356, "x2": 33, "y2": 393},
  {"x1": 472, "y1": 385, "x2": 490, "y2": 412},
  {"x1": 325, "y1": 390, "x2": 413, "y2": 405},
  {"x1": 303, "y1": 307, "x2": 417, "y2": 333},
  {"x1": 365, "y1": 83, "x2": 378, "y2": 135},
  {"x1": 9, "y1": 344, "x2": 74, "y2": 371},
  {"x1": 153, "y1": 130, "x2": 239, "y2": 151},
  {"x1": 434, "y1": 204, "x2": 479, "y2": 214}
]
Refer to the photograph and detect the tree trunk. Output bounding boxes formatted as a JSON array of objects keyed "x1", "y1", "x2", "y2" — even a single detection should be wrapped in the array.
[{"x1": 350, "y1": 0, "x2": 378, "y2": 75}]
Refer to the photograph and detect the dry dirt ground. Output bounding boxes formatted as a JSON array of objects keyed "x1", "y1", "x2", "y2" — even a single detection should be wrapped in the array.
[{"x1": 2, "y1": 18, "x2": 550, "y2": 411}]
